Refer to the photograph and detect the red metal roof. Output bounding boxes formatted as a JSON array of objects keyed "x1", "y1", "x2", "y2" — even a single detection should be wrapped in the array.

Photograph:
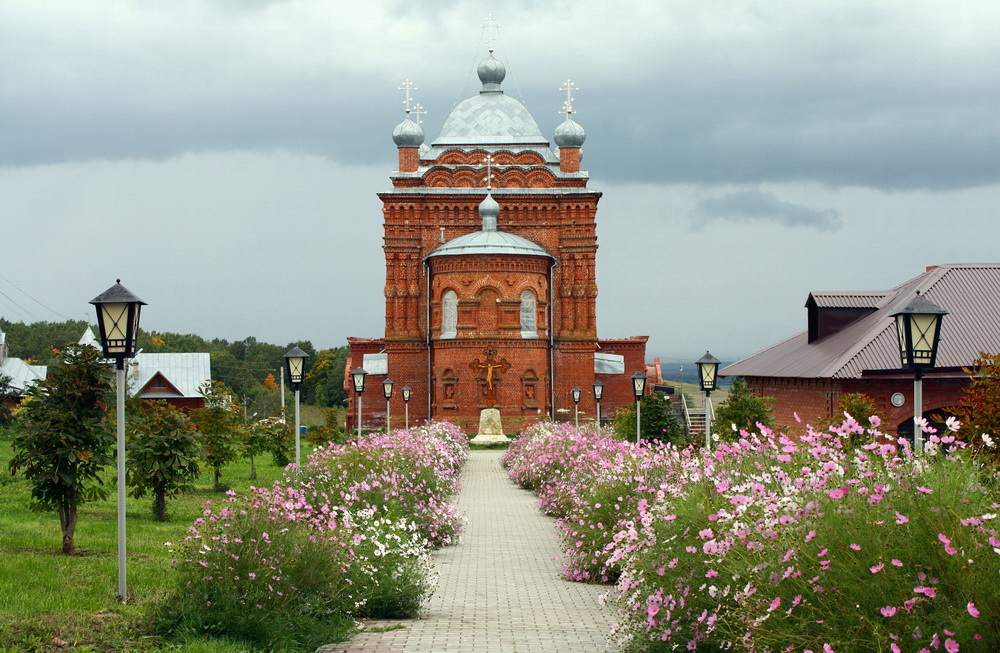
[{"x1": 723, "y1": 264, "x2": 1000, "y2": 380}]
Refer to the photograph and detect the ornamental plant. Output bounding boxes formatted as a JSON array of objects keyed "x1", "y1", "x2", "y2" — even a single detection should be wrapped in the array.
[
  {"x1": 189, "y1": 380, "x2": 243, "y2": 491},
  {"x1": 125, "y1": 400, "x2": 201, "y2": 521},
  {"x1": 9, "y1": 344, "x2": 113, "y2": 554},
  {"x1": 509, "y1": 418, "x2": 1000, "y2": 651}
]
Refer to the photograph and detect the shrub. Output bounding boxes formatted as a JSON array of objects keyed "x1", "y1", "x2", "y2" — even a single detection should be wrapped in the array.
[
  {"x1": 126, "y1": 401, "x2": 201, "y2": 521},
  {"x1": 713, "y1": 377, "x2": 774, "y2": 438},
  {"x1": 612, "y1": 392, "x2": 687, "y2": 445}
]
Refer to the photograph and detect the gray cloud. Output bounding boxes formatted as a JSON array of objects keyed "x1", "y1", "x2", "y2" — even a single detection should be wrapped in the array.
[{"x1": 690, "y1": 189, "x2": 842, "y2": 232}]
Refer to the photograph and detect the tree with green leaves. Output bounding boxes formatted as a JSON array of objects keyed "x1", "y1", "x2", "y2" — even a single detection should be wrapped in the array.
[
  {"x1": 959, "y1": 352, "x2": 1000, "y2": 465},
  {"x1": 613, "y1": 392, "x2": 687, "y2": 445},
  {"x1": 713, "y1": 378, "x2": 775, "y2": 438},
  {"x1": 9, "y1": 344, "x2": 113, "y2": 554},
  {"x1": 126, "y1": 401, "x2": 201, "y2": 521},
  {"x1": 0, "y1": 372, "x2": 16, "y2": 426},
  {"x1": 189, "y1": 380, "x2": 243, "y2": 491},
  {"x1": 247, "y1": 417, "x2": 294, "y2": 470}
]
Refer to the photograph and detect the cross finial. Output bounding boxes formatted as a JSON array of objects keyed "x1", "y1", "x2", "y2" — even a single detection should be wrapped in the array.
[
  {"x1": 481, "y1": 153, "x2": 495, "y2": 189},
  {"x1": 397, "y1": 79, "x2": 418, "y2": 113},
  {"x1": 411, "y1": 102, "x2": 426, "y2": 126},
  {"x1": 481, "y1": 13, "x2": 501, "y2": 50},
  {"x1": 559, "y1": 79, "x2": 579, "y2": 116}
]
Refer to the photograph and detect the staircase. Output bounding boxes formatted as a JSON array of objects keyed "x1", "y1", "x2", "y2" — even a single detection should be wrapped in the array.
[{"x1": 681, "y1": 395, "x2": 714, "y2": 440}]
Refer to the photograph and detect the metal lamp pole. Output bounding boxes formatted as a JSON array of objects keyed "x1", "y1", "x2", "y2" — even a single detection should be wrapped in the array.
[
  {"x1": 632, "y1": 371, "x2": 646, "y2": 445},
  {"x1": 891, "y1": 293, "x2": 947, "y2": 456},
  {"x1": 90, "y1": 281, "x2": 145, "y2": 603},
  {"x1": 402, "y1": 385, "x2": 411, "y2": 430},
  {"x1": 283, "y1": 347, "x2": 310, "y2": 474},
  {"x1": 696, "y1": 352, "x2": 721, "y2": 451}
]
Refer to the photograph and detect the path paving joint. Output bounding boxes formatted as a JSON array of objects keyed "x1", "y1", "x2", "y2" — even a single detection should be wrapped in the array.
[{"x1": 323, "y1": 450, "x2": 616, "y2": 653}]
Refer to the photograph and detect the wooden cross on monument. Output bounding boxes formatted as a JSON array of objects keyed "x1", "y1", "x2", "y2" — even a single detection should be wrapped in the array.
[{"x1": 470, "y1": 346, "x2": 510, "y2": 408}]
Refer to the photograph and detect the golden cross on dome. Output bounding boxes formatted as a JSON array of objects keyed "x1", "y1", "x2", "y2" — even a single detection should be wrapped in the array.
[
  {"x1": 481, "y1": 14, "x2": 501, "y2": 49},
  {"x1": 559, "y1": 79, "x2": 579, "y2": 116},
  {"x1": 411, "y1": 102, "x2": 426, "y2": 125},
  {"x1": 397, "y1": 79, "x2": 418, "y2": 113}
]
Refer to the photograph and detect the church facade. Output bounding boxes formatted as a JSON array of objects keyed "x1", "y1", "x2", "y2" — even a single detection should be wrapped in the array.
[{"x1": 345, "y1": 52, "x2": 650, "y2": 433}]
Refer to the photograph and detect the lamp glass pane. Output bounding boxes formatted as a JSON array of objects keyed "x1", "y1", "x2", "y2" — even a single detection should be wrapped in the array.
[
  {"x1": 592, "y1": 381, "x2": 603, "y2": 401},
  {"x1": 633, "y1": 375, "x2": 646, "y2": 397},
  {"x1": 99, "y1": 303, "x2": 130, "y2": 355},
  {"x1": 383, "y1": 379, "x2": 393, "y2": 399},
  {"x1": 288, "y1": 357, "x2": 304, "y2": 384},
  {"x1": 352, "y1": 370, "x2": 366, "y2": 393},
  {"x1": 895, "y1": 315, "x2": 910, "y2": 366},
  {"x1": 699, "y1": 363, "x2": 717, "y2": 391},
  {"x1": 909, "y1": 313, "x2": 939, "y2": 365}
]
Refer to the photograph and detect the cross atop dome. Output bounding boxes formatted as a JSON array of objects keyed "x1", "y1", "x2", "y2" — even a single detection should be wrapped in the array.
[
  {"x1": 480, "y1": 14, "x2": 501, "y2": 49},
  {"x1": 559, "y1": 79, "x2": 579, "y2": 116},
  {"x1": 397, "y1": 78, "x2": 418, "y2": 113},
  {"x1": 411, "y1": 103, "x2": 426, "y2": 126}
]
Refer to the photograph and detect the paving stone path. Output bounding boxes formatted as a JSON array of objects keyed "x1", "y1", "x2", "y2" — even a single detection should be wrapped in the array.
[{"x1": 322, "y1": 449, "x2": 616, "y2": 653}]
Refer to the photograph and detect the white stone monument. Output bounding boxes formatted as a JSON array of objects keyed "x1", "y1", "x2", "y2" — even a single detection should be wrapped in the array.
[{"x1": 470, "y1": 407, "x2": 509, "y2": 444}]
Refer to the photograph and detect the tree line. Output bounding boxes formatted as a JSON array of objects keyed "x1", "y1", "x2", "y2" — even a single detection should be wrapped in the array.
[{"x1": 0, "y1": 318, "x2": 350, "y2": 412}]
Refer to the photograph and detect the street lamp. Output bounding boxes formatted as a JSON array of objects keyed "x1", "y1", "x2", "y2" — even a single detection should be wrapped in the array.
[
  {"x1": 401, "y1": 385, "x2": 411, "y2": 429},
  {"x1": 283, "y1": 347, "x2": 310, "y2": 473},
  {"x1": 90, "y1": 280, "x2": 146, "y2": 603},
  {"x1": 696, "y1": 351, "x2": 721, "y2": 451},
  {"x1": 592, "y1": 379, "x2": 604, "y2": 427},
  {"x1": 351, "y1": 367, "x2": 368, "y2": 438},
  {"x1": 891, "y1": 293, "x2": 947, "y2": 455},
  {"x1": 632, "y1": 370, "x2": 647, "y2": 444},
  {"x1": 382, "y1": 378, "x2": 394, "y2": 434},
  {"x1": 571, "y1": 386, "x2": 582, "y2": 428}
]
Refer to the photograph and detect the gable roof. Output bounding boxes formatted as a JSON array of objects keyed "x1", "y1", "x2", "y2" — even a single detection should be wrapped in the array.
[
  {"x1": 722, "y1": 264, "x2": 1000, "y2": 380},
  {"x1": 130, "y1": 352, "x2": 211, "y2": 398},
  {"x1": 0, "y1": 356, "x2": 47, "y2": 393}
]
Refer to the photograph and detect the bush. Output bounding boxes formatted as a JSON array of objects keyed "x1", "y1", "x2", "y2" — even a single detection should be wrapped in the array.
[
  {"x1": 713, "y1": 377, "x2": 774, "y2": 438},
  {"x1": 126, "y1": 401, "x2": 201, "y2": 521},
  {"x1": 612, "y1": 392, "x2": 687, "y2": 445}
]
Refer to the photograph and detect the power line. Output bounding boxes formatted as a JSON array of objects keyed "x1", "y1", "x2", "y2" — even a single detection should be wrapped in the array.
[{"x1": 0, "y1": 272, "x2": 69, "y2": 320}]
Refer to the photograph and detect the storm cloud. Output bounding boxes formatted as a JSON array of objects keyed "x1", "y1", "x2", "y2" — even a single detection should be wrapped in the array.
[{"x1": 690, "y1": 189, "x2": 842, "y2": 232}]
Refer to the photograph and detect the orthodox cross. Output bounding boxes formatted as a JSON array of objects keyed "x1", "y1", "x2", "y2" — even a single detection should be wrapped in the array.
[
  {"x1": 481, "y1": 14, "x2": 501, "y2": 50},
  {"x1": 559, "y1": 79, "x2": 578, "y2": 116},
  {"x1": 470, "y1": 347, "x2": 510, "y2": 408},
  {"x1": 397, "y1": 78, "x2": 418, "y2": 113},
  {"x1": 481, "y1": 153, "x2": 495, "y2": 188},
  {"x1": 411, "y1": 102, "x2": 426, "y2": 125}
]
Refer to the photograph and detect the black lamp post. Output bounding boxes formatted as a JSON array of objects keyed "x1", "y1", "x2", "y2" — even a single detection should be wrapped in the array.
[
  {"x1": 696, "y1": 351, "x2": 721, "y2": 450},
  {"x1": 283, "y1": 347, "x2": 310, "y2": 472},
  {"x1": 90, "y1": 280, "x2": 145, "y2": 603},
  {"x1": 571, "y1": 386, "x2": 582, "y2": 428},
  {"x1": 401, "y1": 385, "x2": 411, "y2": 429},
  {"x1": 891, "y1": 293, "x2": 947, "y2": 455},
  {"x1": 351, "y1": 367, "x2": 368, "y2": 438},
  {"x1": 592, "y1": 379, "x2": 604, "y2": 426},
  {"x1": 382, "y1": 378, "x2": 394, "y2": 434},
  {"x1": 632, "y1": 370, "x2": 647, "y2": 444}
]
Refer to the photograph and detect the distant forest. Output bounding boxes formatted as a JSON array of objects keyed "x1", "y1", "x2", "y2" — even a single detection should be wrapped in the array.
[{"x1": 0, "y1": 318, "x2": 349, "y2": 412}]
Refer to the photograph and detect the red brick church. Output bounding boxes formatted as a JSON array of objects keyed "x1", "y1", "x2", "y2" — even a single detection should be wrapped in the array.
[{"x1": 345, "y1": 51, "x2": 652, "y2": 433}]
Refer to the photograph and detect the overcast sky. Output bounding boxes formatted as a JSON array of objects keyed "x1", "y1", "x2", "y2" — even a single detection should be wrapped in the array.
[{"x1": 2, "y1": 0, "x2": 998, "y2": 366}]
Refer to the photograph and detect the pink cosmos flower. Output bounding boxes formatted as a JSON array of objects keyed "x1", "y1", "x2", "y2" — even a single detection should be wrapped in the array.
[
  {"x1": 968, "y1": 602, "x2": 980, "y2": 617},
  {"x1": 895, "y1": 512, "x2": 909, "y2": 524},
  {"x1": 850, "y1": 543, "x2": 861, "y2": 551},
  {"x1": 945, "y1": 638, "x2": 959, "y2": 653},
  {"x1": 916, "y1": 486, "x2": 933, "y2": 494},
  {"x1": 870, "y1": 563, "x2": 884, "y2": 573},
  {"x1": 914, "y1": 586, "x2": 937, "y2": 598},
  {"x1": 891, "y1": 559, "x2": 903, "y2": 567},
  {"x1": 769, "y1": 596, "x2": 781, "y2": 611},
  {"x1": 881, "y1": 606, "x2": 897, "y2": 617},
  {"x1": 827, "y1": 488, "x2": 847, "y2": 499}
]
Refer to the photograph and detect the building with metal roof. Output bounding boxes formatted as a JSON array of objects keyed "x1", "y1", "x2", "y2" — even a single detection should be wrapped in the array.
[
  {"x1": 345, "y1": 48, "x2": 653, "y2": 434},
  {"x1": 0, "y1": 326, "x2": 47, "y2": 398},
  {"x1": 721, "y1": 263, "x2": 1000, "y2": 436}
]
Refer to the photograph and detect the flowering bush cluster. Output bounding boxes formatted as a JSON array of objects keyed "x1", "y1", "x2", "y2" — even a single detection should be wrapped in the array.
[
  {"x1": 507, "y1": 418, "x2": 1000, "y2": 651},
  {"x1": 162, "y1": 421, "x2": 468, "y2": 651}
]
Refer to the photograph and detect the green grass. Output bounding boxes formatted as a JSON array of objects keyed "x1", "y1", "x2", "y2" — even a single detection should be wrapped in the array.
[{"x1": 0, "y1": 438, "x2": 331, "y2": 651}]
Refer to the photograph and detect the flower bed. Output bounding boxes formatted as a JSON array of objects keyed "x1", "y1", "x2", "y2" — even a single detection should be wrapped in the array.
[
  {"x1": 507, "y1": 418, "x2": 1000, "y2": 651},
  {"x1": 162, "y1": 421, "x2": 468, "y2": 650}
]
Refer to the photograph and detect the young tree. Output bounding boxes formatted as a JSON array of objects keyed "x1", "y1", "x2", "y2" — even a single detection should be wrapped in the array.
[
  {"x1": 126, "y1": 401, "x2": 201, "y2": 521},
  {"x1": 959, "y1": 352, "x2": 1000, "y2": 465},
  {"x1": 613, "y1": 392, "x2": 687, "y2": 445},
  {"x1": 189, "y1": 380, "x2": 242, "y2": 491},
  {"x1": 0, "y1": 372, "x2": 16, "y2": 426},
  {"x1": 9, "y1": 345, "x2": 113, "y2": 554},
  {"x1": 247, "y1": 417, "x2": 294, "y2": 470},
  {"x1": 713, "y1": 378, "x2": 775, "y2": 438}
]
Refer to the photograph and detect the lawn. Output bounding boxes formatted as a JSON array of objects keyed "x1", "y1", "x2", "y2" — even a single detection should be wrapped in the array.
[{"x1": 0, "y1": 438, "x2": 302, "y2": 652}]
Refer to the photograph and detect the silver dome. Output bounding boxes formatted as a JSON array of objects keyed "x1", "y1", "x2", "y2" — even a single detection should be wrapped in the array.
[
  {"x1": 392, "y1": 117, "x2": 424, "y2": 148},
  {"x1": 554, "y1": 117, "x2": 586, "y2": 148},
  {"x1": 477, "y1": 52, "x2": 506, "y2": 90}
]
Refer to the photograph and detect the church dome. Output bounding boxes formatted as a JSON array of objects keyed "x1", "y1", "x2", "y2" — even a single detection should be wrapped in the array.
[
  {"x1": 427, "y1": 191, "x2": 552, "y2": 260},
  {"x1": 392, "y1": 116, "x2": 424, "y2": 148},
  {"x1": 477, "y1": 51, "x2": 506, "y2": 88},
  {"x1": 432, "y1": 52, "x2": 547, "y2": 147},
  {"x1": 554, "y1": 117, "x2": 586, "y2": 148}
]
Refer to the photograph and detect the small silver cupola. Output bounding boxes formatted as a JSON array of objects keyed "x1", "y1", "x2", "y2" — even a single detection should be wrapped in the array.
[{"x1": 478, "y1": 50, "x2": 506, "y2": 93}]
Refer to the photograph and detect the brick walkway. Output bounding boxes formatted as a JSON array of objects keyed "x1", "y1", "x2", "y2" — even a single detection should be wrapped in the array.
[{"x1": 321, "y1": 450, "x2": 615, "y2": 653}]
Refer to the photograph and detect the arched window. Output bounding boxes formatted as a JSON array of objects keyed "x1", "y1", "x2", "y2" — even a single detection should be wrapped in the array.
[
  {"x1": 520, "y1": 290, "x2": 537, "y2": 339},
  {"x1": 441, "y1": 290, "x2": 457, "y2": 339}
]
